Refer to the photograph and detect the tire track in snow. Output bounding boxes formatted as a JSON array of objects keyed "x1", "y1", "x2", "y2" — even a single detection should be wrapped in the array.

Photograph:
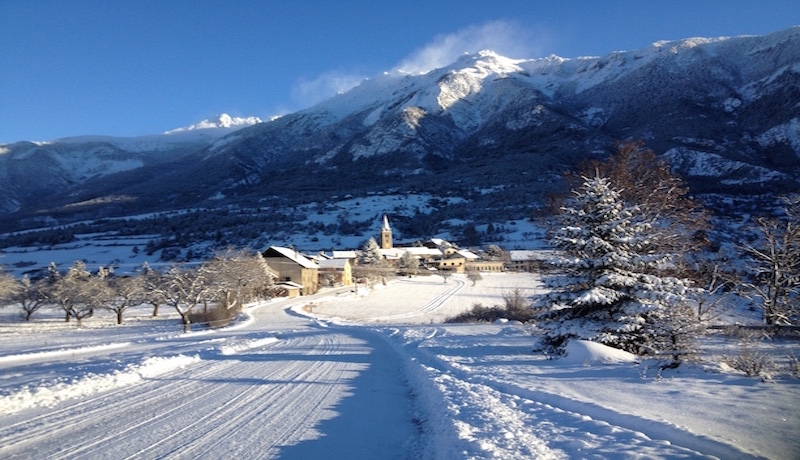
[
  {"x1": 400, "y1": 333, "x2": 761, "y2": 460},
  {"x1": 132, "y1": 332, "x2": 356, "y2": 459},
  {"x1": 0, "y1": 330, "x2": 373, "y2": 459},
  {"x1": 378, "y1": 278, "x2": 465, "y2": 321}
]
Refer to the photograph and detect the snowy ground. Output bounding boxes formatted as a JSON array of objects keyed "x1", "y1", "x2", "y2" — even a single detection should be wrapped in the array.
[{"x1": 0, "y1": 273, "x2": 798, "y2": 459}]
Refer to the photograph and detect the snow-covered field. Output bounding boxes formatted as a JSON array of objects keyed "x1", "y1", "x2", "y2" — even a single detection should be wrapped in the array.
[{"x1": 1, "y1": 273, "x2": 798, "y2": 459}]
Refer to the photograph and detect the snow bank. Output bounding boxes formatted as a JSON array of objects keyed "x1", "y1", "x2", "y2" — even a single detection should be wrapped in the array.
[
  {"x1": 0, "y1": 354, "x2": 200, "y2": 415},
  {"x1": 0, "y1": 342, "x2": 131, "y2": 364},
  {"x1": 560, "y1": 340, "x2": 639, "y2": 365}
]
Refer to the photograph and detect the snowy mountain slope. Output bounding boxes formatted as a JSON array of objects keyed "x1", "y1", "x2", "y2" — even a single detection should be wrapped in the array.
[
  {"x1": 199, "y1": 27, "x2": 799, "y2": 195},
  {"x1": 0, "y1": 115, "x2": 260, "y2": 216},
  {"x1": 1, "y1": 27, "x2": 799, "y2": 228}
]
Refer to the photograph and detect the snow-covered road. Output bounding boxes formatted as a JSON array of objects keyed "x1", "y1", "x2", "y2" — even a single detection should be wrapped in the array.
[
  {"x1": 0, "y1": 297, "x2": 417, "y2": 459},
  {"x1": 1, "y1": 273, "x2": 798, "y2": 459}
]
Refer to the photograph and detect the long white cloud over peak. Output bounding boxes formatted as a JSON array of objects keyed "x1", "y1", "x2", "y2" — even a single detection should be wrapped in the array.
[{"x1": 395, "y1": 20, "x2": 549, "y2": 74}]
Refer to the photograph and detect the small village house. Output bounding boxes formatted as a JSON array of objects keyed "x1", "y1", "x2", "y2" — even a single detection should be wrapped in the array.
[
  {"x1": 262, "y1": 246, "x2": 319, "y2": 295},
  {"x1": 317, "y1": 258, "x2": 353, "y2": 287}
]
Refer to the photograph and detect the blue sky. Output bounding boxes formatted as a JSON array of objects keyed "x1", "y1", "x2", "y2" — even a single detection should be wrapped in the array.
[{"x1": 1, "y1": 0, "x2": 798, "y2": 143}]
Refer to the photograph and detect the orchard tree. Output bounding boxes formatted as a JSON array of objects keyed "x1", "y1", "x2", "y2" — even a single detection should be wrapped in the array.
[
  {"x1": 739, "y1": 196, "x2": 800, "y2": 325},
  {"x1": 202, "y1": 249, "x2": 273, "y2": 314},
  {"x1": 139, "y1": 262, "x2": 165, "y2": 317},
  {"x1": 397, "y1": 251, "x2": 419, "y2": 276},
  {"x1": 47, "y1": 261, "x2": 98, "y2": 327},
  {"x1": 77, "y1": 266, "x2": 115, "y2": 326},
  {"x1": 105, "y1": 274, "x2": 146, "y2": 325},
  {"x1": 537, "y1": 175, "x2": 698, "y2": 362},
  {"x1": 161, "y1": 265, "x2": 208, "y2": 332},
  {"x1": 0, "y1": 268, "x2": 18, "y2": 308},
  {"x1": 466, "y1": 269, "x2": 483, "y2": 286},
  {"x1": 11, "y1": 275, "x2": 47, "y2": 321}
]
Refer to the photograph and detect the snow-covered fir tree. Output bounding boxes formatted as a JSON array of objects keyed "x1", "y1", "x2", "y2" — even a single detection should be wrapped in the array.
[
  {"x1": 537, "y1": 175, "x2": 699, "y2": 361},
  {"x1": 359, "y1": 237, "x2": 383, "y2": 266}
]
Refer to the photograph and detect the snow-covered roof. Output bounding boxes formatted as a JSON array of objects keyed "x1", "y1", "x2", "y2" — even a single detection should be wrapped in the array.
[
  {"x1": 456, "y1": 249, "x2": 479, "y2": 259},
  {"x1": 402, "y1": 247, "x2": 443, "y2": 257},
  {"x1": 429, "y1": 238, "x2": 452, "y2": 248},
  {"x1": 379, "y1": 248, "x2": 404, "y2": 259},
  {"x1": 332, "y1": 250, "x2": 359, "y2": 259},
  {"x1": 509, "y1": 250, "x2": 554, "y2": 261},
  {"x1": 318, "y1": 259, "x2": 349, "y2": 269},
  {"x1": 265, "y1": 246, "x2": 319, "y2": 269},
  {"x1": 275, "y1": 281, "x2": 303, "y2": 289}
]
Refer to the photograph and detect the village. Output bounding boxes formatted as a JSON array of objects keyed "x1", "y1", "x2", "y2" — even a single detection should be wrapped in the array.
[{"x1": 263, "y1": 215, "x2": 545, "y2": 297}]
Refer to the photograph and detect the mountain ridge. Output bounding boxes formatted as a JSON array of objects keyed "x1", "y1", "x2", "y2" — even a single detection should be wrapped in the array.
[{"x1": 1, "y1": 27, "x2": 799, "y2": 233}]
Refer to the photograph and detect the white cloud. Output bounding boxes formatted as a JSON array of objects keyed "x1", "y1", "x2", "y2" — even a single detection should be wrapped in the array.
[
  {"x1": 395, "y1": 20, "x2": 547, "y2": 74},
  {"x1": 291, "y1": 70, "x2": 367, "y2": 108},
  {"x1": 286, "y1": 21, "x2": 548, "y2": 110}
]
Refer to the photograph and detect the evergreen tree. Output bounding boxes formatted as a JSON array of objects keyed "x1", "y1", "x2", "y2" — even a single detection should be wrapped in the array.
[
  {"x1": 537, "y1": 176, "x2": 697, "y2": 361},
  {"x1": 359, "y1": 237, "x2": 383, "y2": 266},
  {"x1": 356, "y1": 237, "x2": 389, "y2": 285}
]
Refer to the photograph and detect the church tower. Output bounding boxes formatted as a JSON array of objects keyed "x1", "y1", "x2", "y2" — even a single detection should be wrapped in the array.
[{"x1": 380, "y1": 214, "x2": 393, "y2": 249}]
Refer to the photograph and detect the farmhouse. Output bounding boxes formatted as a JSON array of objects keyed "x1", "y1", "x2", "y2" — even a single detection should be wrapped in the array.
[
  {"x1": 317, "y1": 257, "x2": 353, "y2": 287},
  {"x1": 262, "y1": 246, "x2": 319, "y2": 295}
]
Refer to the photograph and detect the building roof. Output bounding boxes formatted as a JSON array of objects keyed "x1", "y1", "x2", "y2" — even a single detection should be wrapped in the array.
[
  {"x1": 275, "y1": 281, "x2": 303, "y2": 289},
  {"x1": 332, "y1": 250, "x2": 359, "y2": 259},
  {"x1": 263, "y1": 246, "x2": 319, "y2": 269},
  {"x1": 378, "y1": 248, "x2": 404, "y2": 259},
  {"x1": 318, "y1": 258, "x2": 349, "y2": 269},
  {"x1": 509, "y1": 250, "x2": 553, "y2": 261},
  {"x1": 456, "y1": 249, "x2": 480, "y2": 259},
  {"x1": 402, "y1": 247, "x2": 443, "y2": 257}
]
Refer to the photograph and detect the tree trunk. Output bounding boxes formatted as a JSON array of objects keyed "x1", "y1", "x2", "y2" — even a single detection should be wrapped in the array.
[
  {"x1": 117, "y1": 310, "x2": 124, "y2": 325},
  {"x1": 182, "y1": 313, "x2": 191, "y2": 333},
  {"x1": 152, "y1": 302, "x2": 160, "y2": 317}
]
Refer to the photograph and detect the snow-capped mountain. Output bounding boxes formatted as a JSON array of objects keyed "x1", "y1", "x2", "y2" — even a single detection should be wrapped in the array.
[
  {"x1": 164, "y1": 113, "x2": 263, "y2": 134},
  {"x1": 1, "y1": 27, "x2": 798, "y2": 228},
  {"x1": 0, "y1": 115, "x2": 261, "y2": 215}
]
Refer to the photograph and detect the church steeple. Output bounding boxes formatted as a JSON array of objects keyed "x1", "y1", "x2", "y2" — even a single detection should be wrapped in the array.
[{"x1": 380, "y1": 214, "x2": 393, "y2": 249}]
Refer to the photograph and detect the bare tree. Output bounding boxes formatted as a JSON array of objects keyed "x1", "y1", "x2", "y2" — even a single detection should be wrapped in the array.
[
  {"x1": 689, "y1": 261, "x2": 737, "y2": 322},
  {"x1": 139, "y1": 262, "x2": 165, "y2": 317},
  {"x1": 201, "y1": 250, "x2": 273, "y2": 314},
  {"x1": 104, "y1": 274, "x2": 146, "y2": 325},
  {"x1": 439, "y1": 269, "x2": 453, "y2": 284},
  {"x1": 0, "y1": 268, "x2": 18, "y2": 309},
  {"x1": 397, "y1": 251, "x2": 419, "y2": 277},
  {"x1": 81, "y1": 266, "x2": 115, "y2": 326},
  {"x1": 739, "y1": 196, "x2": 800, "y2": 325},
  {"x1": 47, "y1": 261, "x2": 97, "y2": 327},
  {"x1": 466, "y1": 269, "x2": 482, "y2": 286},
  {"x1": 161, "y1": 265, "x2": 208, "y2": 332},
  {"x1": 11, "y1": 275, "x2": 47, "y2": 321}
]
